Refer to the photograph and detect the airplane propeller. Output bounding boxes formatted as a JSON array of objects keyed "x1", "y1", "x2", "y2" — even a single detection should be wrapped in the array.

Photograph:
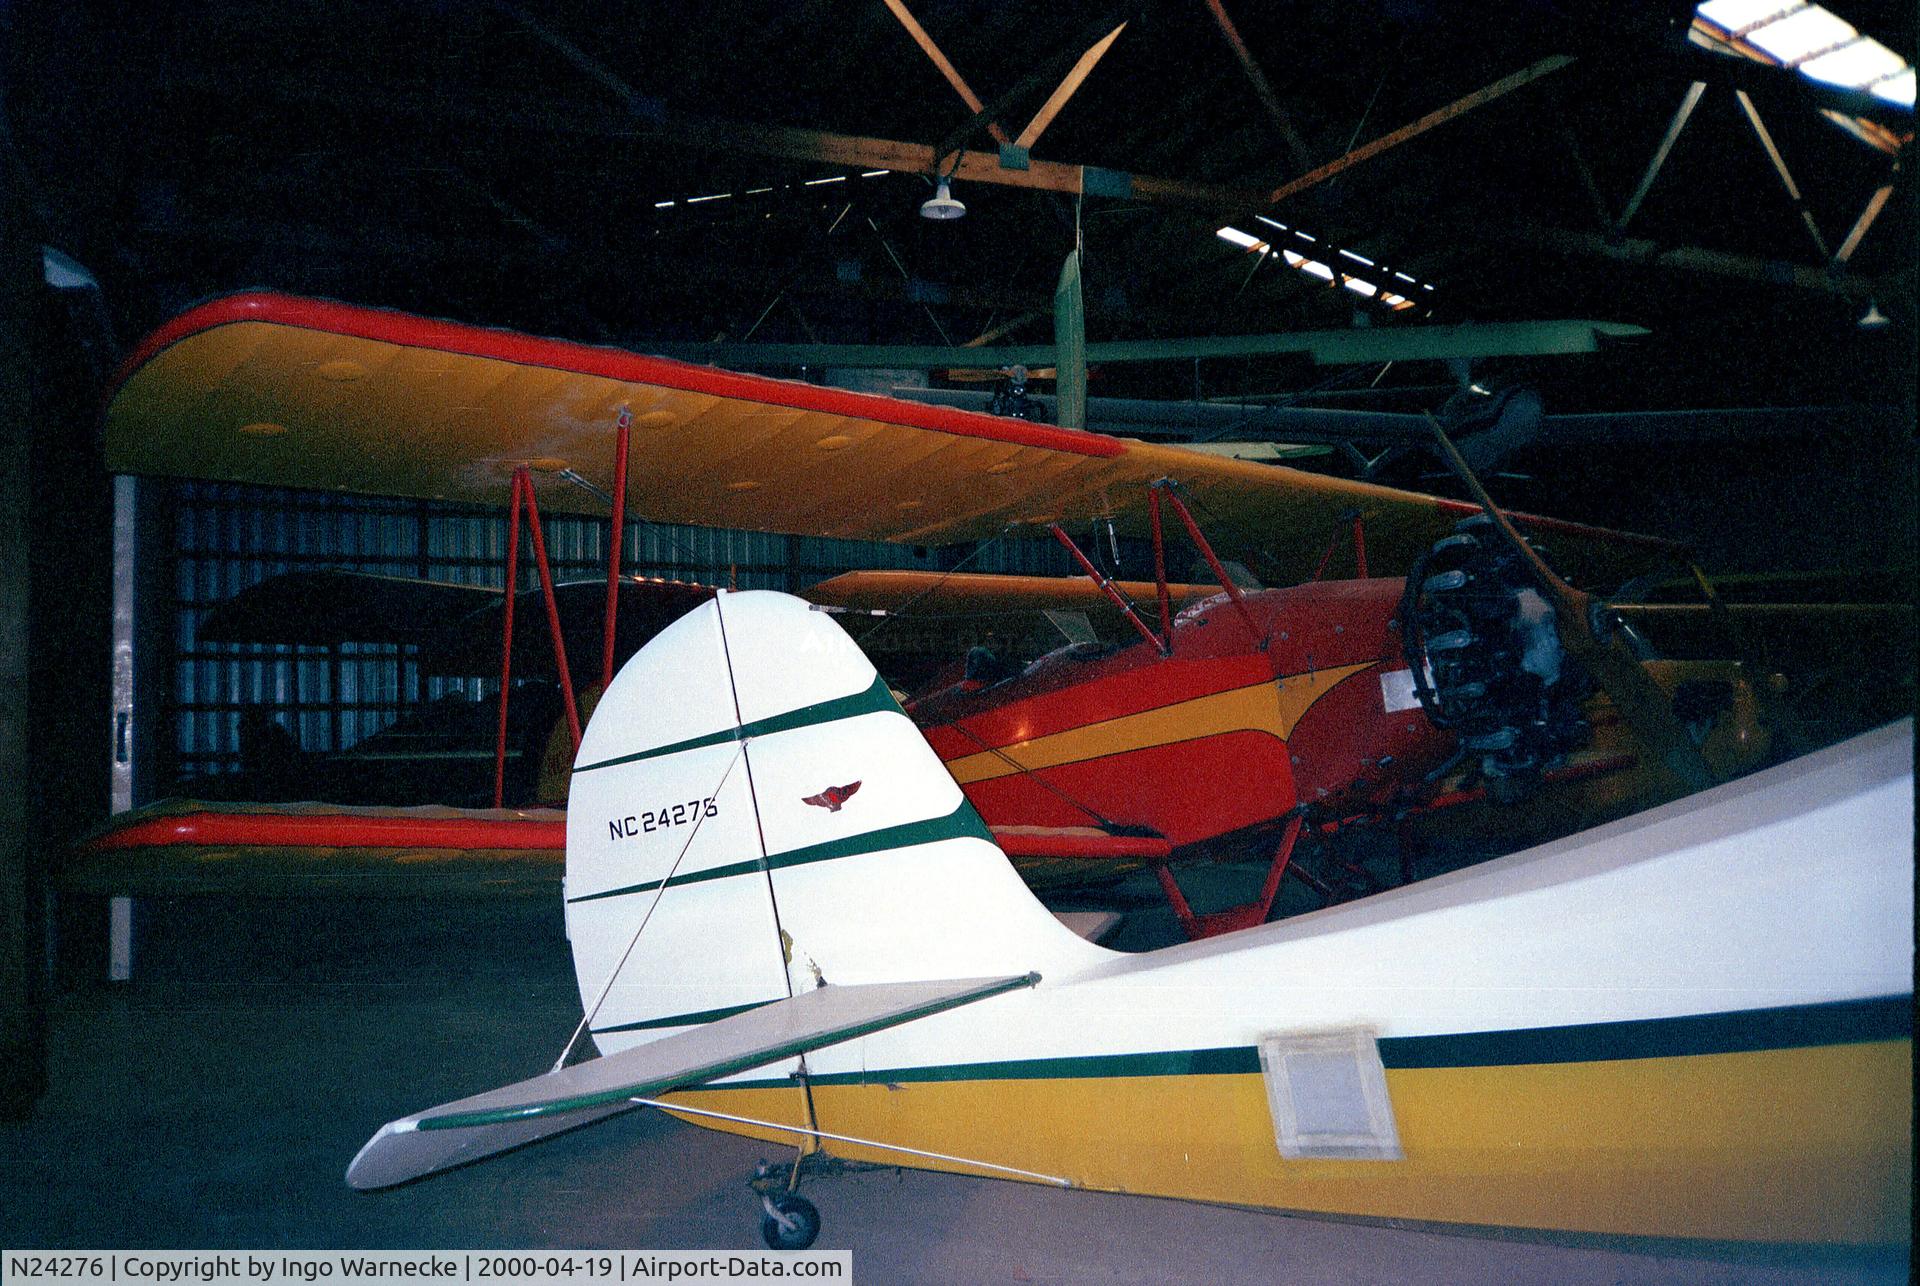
[{"x1": 1421, "y1": 413, "x2": 1719, "y2": 796}]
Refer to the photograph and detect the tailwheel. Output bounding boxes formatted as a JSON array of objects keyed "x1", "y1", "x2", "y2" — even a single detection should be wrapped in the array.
[
  {"x1": 759, "y1": 1193, "x2": 821, "y2": 1250},
  {"x1": 751, "y1": 1158, "x2": 822, "y2": 1250}
]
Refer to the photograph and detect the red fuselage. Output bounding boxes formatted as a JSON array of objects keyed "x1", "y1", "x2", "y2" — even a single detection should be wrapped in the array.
[{"x1": 910, "y1": 578, "x2": 1457, "y2": 859}]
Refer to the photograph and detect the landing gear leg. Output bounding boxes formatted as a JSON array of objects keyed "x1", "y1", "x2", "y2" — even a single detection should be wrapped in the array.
[
  {"x1": 1154, "y1": 813, "x2": 1306, "y2": 939},
  {"x1": 751, "y1": 1158, "x2": 822, "y2": 1250}
]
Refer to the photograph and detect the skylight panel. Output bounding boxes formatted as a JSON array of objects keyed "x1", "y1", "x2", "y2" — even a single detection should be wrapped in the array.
[
  {"x1": 1698, "y1": 0, "x2": 1794, "y2": 31},
  {"x1": 653, "y1": 170, "x2": 881, "y2": 211},
  {"x1": 1746, "y1": 6, "x2": 1857, "y2": 63},
  {"x1": 1871, "y1": 66, "x2": 1916, "y2": 104},
  {"x1": 1800, "y1": 36, "x2": 1904, "y2": 86},
  {"x1": 1691, "y1": 3, "x2": 1913, "y2": 151},
  {"x1": 1219, "y1": 224, "x2": 1434, "y2": 308}
]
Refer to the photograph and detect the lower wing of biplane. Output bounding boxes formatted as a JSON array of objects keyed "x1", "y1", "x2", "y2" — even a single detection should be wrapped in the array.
[
  {"x1": 63, "y1": 561, "x2": 1194, "y2": 907},
  {"x1": 350, "y1": 589, "x2": 1912, "y2": 1245}
]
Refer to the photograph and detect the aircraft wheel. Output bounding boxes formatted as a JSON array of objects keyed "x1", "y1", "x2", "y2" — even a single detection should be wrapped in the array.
[{"x1": 759, "y1": 1193, "x2": 821, "y2": 1250}]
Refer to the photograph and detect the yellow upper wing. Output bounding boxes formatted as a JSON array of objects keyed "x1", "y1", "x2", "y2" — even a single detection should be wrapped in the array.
[{"x1": 105, "y1": 292, "x2": 1676, "y2": 587}]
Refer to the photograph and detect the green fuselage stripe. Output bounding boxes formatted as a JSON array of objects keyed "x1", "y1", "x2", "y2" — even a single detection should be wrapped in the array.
[
  {"x1": 1380, "y1": 992, "x2": 1911, "y2": 1069},
  {"x1": 567, "y1": 799, "x2": 993, "y2": 904},
  {"x1": 573, "y1": 674, "x2": 897, "y2": 774},
  {"x1": 706, "y1": 994, "x2": 1914, "y2": 1089},
  {"x1": 418, "y1": 973, "x2": 1041, "y2": 1131}
]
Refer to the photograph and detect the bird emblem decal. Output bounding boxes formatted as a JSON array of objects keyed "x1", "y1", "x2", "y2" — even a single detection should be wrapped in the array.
[{"x1": 802, "y1": 781, "x2": 862, "y2": 812}]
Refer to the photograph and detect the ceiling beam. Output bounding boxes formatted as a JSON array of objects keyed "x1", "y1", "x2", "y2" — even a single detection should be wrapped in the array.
[
  {"x1": 925, "y1": 1, "x2": 1150, "y2": 169},
  {"x1": 1615, "y1": 80, "x2": 1707, "y2": 233},
  {"x1": 879, "y1": 0, "x2": 1011, "y2": 146},
  {"x1": 687, "y1": 116, "x2": 1259, "y2": 206},
  {"x1": 1015, "y1": 22, "x2": 1129, "y2": 151},
  {"x1": 1265, "y1": 54, "x2": 1576, "y2": 207},
  {"x1": 1201, "y1": 0, "x2": 1311, "y2": 174},
  {"x1": 1506, "y1": 223, "x2": 1899, "y2": 299},
  {"x1": 169, "y1": 74, "x2": 1269, "y2": 210},
  {"x1": 1833, "y1": 162, "x2": 1900, "y2": 265},
  {"x1": 1733, "y1": 89, "x2": 1831, "y2": 261}
]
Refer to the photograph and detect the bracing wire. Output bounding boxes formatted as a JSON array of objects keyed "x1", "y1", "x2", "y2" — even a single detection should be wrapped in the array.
[
  {"x1": 847, "y1": 522, "x2": 1021, "y2": 653},
  {"x1": 553, "y1": 741, "x2": 749, "y2": 1072}
]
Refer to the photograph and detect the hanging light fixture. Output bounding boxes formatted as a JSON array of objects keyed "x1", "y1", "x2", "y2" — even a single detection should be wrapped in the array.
[{"x1": 920, "y1": 177, "x2": 966, "y2": 220}]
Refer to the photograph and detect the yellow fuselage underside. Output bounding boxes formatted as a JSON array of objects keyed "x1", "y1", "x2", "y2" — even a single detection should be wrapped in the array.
[{"x1": 663, "y1": 1039, "x2": 1911, "y2": 1244}]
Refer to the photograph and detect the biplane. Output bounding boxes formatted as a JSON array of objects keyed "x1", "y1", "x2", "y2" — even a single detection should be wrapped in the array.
[
  {"x1": 346, "y1": 590, "x2": 1913, "y2": 1245},
  {"x1": 82, "y1": 290, "x2": 1911, "y2": 939}
]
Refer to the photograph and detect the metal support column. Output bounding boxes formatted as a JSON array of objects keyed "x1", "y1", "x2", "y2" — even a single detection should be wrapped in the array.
[
  {"x1": 0, "y1": 113, "x2": 47, "y2": 1112},
  {"x1": 106, "y1": 477, "x2": 136, "y2": 980}
]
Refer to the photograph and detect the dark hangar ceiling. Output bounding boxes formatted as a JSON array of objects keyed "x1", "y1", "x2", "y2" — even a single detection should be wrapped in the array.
[{"x1": 5, "y1": 0, "x2": 1916, "y2": 565}]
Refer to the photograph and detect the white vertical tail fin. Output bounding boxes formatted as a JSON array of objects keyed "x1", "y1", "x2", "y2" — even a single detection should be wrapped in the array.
[{"x1": 563, "y1": 591, "x2": 1099, "y2": 1059}]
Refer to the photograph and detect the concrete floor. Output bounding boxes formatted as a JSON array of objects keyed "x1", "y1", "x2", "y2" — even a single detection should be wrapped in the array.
[{"x1": 1, "y1": 896, "x2": 1907, "y2": 1284}]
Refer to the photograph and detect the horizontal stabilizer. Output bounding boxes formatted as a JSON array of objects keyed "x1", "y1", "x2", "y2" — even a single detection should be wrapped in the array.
[{"x1": 347, "y1": 973, "x2": 1037, "y2": 1189}]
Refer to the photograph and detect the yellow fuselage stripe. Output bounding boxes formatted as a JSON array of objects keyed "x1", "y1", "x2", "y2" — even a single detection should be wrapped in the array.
[
  {"x1": 946, "y1": 664, "x2": 1373, "y2": 786},
  {"x1": 664, "y1": 1039, "x2": 1912, "y2": 1243}
]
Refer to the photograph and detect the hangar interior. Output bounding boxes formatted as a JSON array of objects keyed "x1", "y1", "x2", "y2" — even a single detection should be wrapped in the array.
[{"x1": 1, "y1": 0, "x2": 1914, "y2": 1276}]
